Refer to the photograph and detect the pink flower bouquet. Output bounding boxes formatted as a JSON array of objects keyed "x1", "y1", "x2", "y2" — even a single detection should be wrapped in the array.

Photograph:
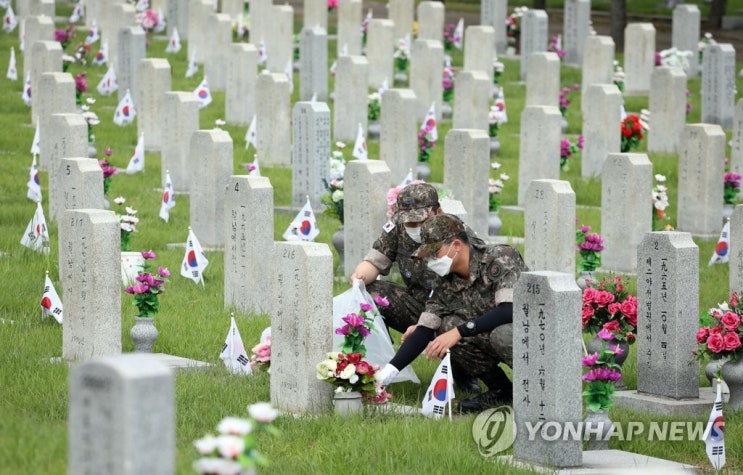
[
  {"x1": 582, "y1": 276, "x2": 637, "y2": 342},
  {"x1": 696, "y1": 291, "x2": 743, "y2": 362}
]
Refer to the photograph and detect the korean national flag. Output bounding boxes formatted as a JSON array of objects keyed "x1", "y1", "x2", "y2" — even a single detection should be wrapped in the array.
[
  {"x1": 92, "y1": 41, "x2": 108, "y2": 66},
  {"x1": 165, "y1": 27, "x2": 181, "y2": 53},
  {"x1": 420, "y1": 352, "x2": 455, "y2": 420},
  {"x1": 703, "y1": 382, "x2": 725, "y2": 470},
  {"x1": 421, "y1": 102, "x2": 438, "y2": 141},
  {"x1": 352, "y1": 122, "x2": 368, "y2": 160},
  {"x1": 159, "y1": 171, "x2": 175, "y2": 222},
  {"x1": 113, "y1": 89, "x2": 136, "y2": 126},
  {"x1": 40, "y1": 272, "x2": 63, "y2": 324},
  {"x1": 282, "y1": 198, "x2": 320, "y2": 242},
  {"x1": 709, "y1": 220, "x2": 730, "y2": 266},
  {"x1": 3, "y1": 5, "x2": 18, "y2": 33},
  {"x1": 20, "y1": 202, "x2": 50, "y2": 254},
  {"x1": 219, "y1": 316, "x2": 253, "y2": 375},
  {"x1": 96, "y1": 64, "x2": 118, "y2": 95},
  {"x1": 6, "y1": 46, "x2": 16, "y2": 80},
  {"x1": 85, "y1": 22, "x2": 100, "y2": 46},
  {"x1": 27, "y1": 154, "x2": 41, "y2": 202},
  {"x1": 181, "y1": 228, "x2": 209, "y2": 285},
  {"x1": 126, "y1": 133, "x2": 145, "y2": 174},
  {"x1": 193, "y1": 77, "x2": 212, "y2": 108},
  {"x1": 69, "y1": 1, "x2": 84, "y2": 23}
]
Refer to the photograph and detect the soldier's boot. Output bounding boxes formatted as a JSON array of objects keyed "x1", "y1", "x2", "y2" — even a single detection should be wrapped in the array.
[
  {"x1": 451, "y1": 360, "x2": 482, "y2": 395},
  {"x1": 459, "y1": 364, "x2": 512, "y2": 414}
]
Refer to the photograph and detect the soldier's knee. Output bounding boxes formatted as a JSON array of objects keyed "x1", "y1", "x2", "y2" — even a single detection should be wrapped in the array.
[{"x1": 490, "y1": 323, "x2": 513, "y2": 368}]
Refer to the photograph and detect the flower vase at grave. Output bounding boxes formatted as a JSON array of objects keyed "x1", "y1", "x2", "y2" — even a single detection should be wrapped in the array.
[
  {"x1": 130, "y1": 317, "x2": 158, "y2": 353},
  {"x1": 121, "y1": 251, "x2": 145, "y2": 286},
  {"x1": 488, "y1": 211, "x2": 503, "y2": 237},
  {"x1": 490, "y1": 136, "x2": 501, "y2": 155},
  {"x1": 586, "y1": 336, "x2": 629, "y2": 390},
  {"x1": 721, "y1": 358, "x2": 743, "y2": 411},
  {"x1": 416, "y1": 162, "x2": 431, "y2": 181},
  {"x1": 723, "y1": 204, "x2": 735, "y2": 222},
  {"x1": 706, "y1": 359, "x2": 730, "y2": 394},
  {"x1": 576, "y1": 270, "x2": 597, "y2": 290},
  {"x1": 561, "y1": 116, "x2": 568, "y2": 134},
  {"x1": 367, "y1": 120, "x2": 381, "y2": 138},
  {"x1": 88, "y1": 143, "x2": 97, "y2": 159},
  {"x1": 332, "y1": 225, "x2": 345, "y2": 272},
  {"x1": 333, "y1": 390, "x2": 363, "y2": 415},
  {"x1": 441, "y1": 102, "x2": 452, "y2": 119},
  {"x1": 584, "y1": 408, "x2": 613, "y2": 450}
]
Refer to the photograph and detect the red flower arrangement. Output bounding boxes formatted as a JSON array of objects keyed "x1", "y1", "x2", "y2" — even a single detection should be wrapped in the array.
[
  {"x1": 620, "y1": 114, "x2": 646, "y2": 152},
  {"x1": 581, "y1": 276, "x2": 637, "y2": 342},
  {"x1": 696, "y1": 291, "x2": 743, "y2": 362}
]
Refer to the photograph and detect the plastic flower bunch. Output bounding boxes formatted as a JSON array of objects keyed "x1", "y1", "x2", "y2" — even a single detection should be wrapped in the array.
[
  {"x1": 488, "y1": 102, "x2": 506, "y2": 138},
  {"x1": 114, "y1": 196, "x2": 139, "y2": 251},
  {"x1": 505, "y1": 6, "x2": 527, "y2": 48},
  {"x1": 581, "y1": 276, "x2": 638, "y2": 341},
  {"x1": 698, "y1": 32, "x2": 716, "y2": 65},
  {"x1": 327, "y1": 0, "x2": 338, "y2": 12},
  {"x1": 443, "y1": 23, "x2": 461, "y2": 52},
  {"x1": 652, "y1": 174, "x2": 672, "y2": 230},
  {"x1": 582, "y1": 329, "x2": 624, "y2": 412},
  {"x1": 560, "y1": 135, "x2": 584, "y2": 171},
  {"x1": 488, "y1": 161, "x2": 509, "y2": 212},
  {"x1": 316, "y1": 351, "x2": 380, "y2": 397},
  {"x1": 136, "y1": 9, "x2": 165, "y2": 34},
  {"x1": 250, "y1": 335, "x2": 271, "y2": 369},
  {"x1": 55, "y1": 24, "x2": 75, "y2": 51},
  {"x1": 417, "y1": 122, "x2": 436, "y2": 163},
  {"x1": 393, "y1": 37, "x2": 410, "y2": 73},
  {"x1": 576, "y1": 224, "x2": 604, "y2": 272},
  {"x1": 493, "y1": 58, "x2": 504, "y2": 85},
  {"x1": 321, "y1": 143, "x2": 346, "y2": 224},
  {"x1": 442, "y1": 65, "x2": 456, "y2": 104},
  {"x1": 367, "y1": 91, "x2": 381, "y2": 121},
  {"x1": 336, "y1": 295, "x2": 389, "y2": 356},
  {"x1": 548, "y1": 34, "x2": 565, "y2": 59},
  {"x1": 620, "y1": 113, "x2": 648, "y2": 153},
  {"x1": 656, "y1": 47, "x2": 693, "y2": 69},
  {"x1": 696, "y1": 291, "x2": 743, "y2": 364},
  {"x1": 74, "y1": 72, "x2": 87, "y2": 105},
  {"x1": 558, "y1": 84, "x2": 580, "y2": 118},
  {"x1": 124, "y1": 251, "x2": 170, "y2": 318},
  {"x1": 724, "y1": 168, "x2": 741, "y2": 205},
  {"x1": 81, "y1": 98, "x2": 99, "y2": 144},
  {"x1": 193, "y1": 402, "x2": 279, "y2": 475},
  {"x1": 612, "y1": 60, "x2": 625, "y2": 93},
  {"x1": 99, "y1": 149, "x2": 117, "y2": 196}
]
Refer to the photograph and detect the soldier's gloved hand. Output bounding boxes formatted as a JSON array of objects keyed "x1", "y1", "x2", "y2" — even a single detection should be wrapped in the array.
[{"x1": 375, "y1": 363, "x2": 399, "y2": 386}]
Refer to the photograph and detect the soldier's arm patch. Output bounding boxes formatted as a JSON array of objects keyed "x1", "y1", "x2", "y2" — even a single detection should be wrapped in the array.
[{"x1": 382, "y1": 220, "x2": 396, "y2": 233}]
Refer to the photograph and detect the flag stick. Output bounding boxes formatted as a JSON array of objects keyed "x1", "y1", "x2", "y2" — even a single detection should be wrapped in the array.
[{"x1": 447, "y1": 350, "x2": 453, "y2": 421}]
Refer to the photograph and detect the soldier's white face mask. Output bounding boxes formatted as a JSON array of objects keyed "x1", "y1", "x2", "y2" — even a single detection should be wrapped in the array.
[
  {"x1": 427, "y1": 244, "x2": 457, "y2": 277},
  {"x1": 405, "y1": 226, "x2": 422, "y2": 243}
]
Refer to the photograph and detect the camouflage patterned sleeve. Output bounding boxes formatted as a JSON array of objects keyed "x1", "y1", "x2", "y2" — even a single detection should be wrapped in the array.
[
  {"x1": 486, "y1": 245, "x2": 527, "y2": 306},
  {"x1": 363, "y1": 225, "x2": 400, "y2": 275},
  {"x1": 418, "y1": 297, "x2": 446, "y2": 330}
]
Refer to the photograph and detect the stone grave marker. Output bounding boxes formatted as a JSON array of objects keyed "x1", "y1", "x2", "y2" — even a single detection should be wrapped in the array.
[
  {"x1": 730, "y1": 206, "x2": 743, "y2": 293},
  {"x1": 563, "y1": 0, "x2": 591, "y2": 67},
  {"x1": 333, "y1": 55, "x2": 368, "y2": 143},
  {"x1": 443, "y1": 129, "x2": 489, "y2": 238},
  {"x1": 270, "y1": 241, "x2": 333, "y2": 413},
  {"x1": 601, "y1": 153, "x2": 652, "y2": 273},
  {"x1": 304, "y1": 0, "x2": 327, "y2": 30},
  {"x1": 648, "y1": 67, "x2": 687, "y2": 154},
  {"x1": 343, "y1": 160, "x2": 392, "y2": 276},
  {"x1": 672, "y1": 4, "x2": 700, "y2": 77},
  {"x1": 464, "y1": 25, "x2": 495, "y2": 80},
  {"x1": 732, "y1": 99, "x2": 743, "y2": 175},
  {"x1": 624, "y1": 23, "x2": 656, "y2": 95},
  {"x1": 137, "y1": 58, "x2": 171, "y2": 152},
  {"x1": 636, "y1": 232, "x2": 699, "y2": 399},
  {"x1": 701, "y1": 43, "x2": 736, "y2": 129},
  {"x1": 167, "y1": 0, "x2": 190, "y2": 39},
  {"x1": 518, "y1": 106, "x2": 562, "y2": 204},
  {"x1": 480, "y1": 0, "x2": 507, "y2": 54},
  {"x1": 266, "y1": 4, "x2": 294, "y2": 74},
  {"x1": 581, "y1": 36, "x2": 615, "y2": 115},
  {"x1": 338, "y1": 0, "x2": 362, "y2": 55},
  {"x1": 117, "y1": 26, "x2": 146, "y2": 103},
  {"x1": 453, "y1": 71, "x2": 489, "y2": 131},
  {"x1": 677, "y1": 124, "x2": 726, "y2": 236},
  {"x1": 46, "y1": 113, "x2": 89, "y2": 221},
  {"x1": 226, "y1": 43, "x2": 258, "y2": 125},
  {"x1": 29, "y1": 40, "x2": 62, "y2": 126},
  {"x1": 188, "y1": 0, "x2": 212, "y2": 63},
  {"x1": 388, "y1": 0, "x2": 414, "y2": 41},
  {"x1": 526, "y1": 52, "x2": 560, "y2": 107},
  {"x1": 224, "y1": 175, "x2": 274, "y2": 314},
  {"x1": 22, "y1": 15, "x2": 54, "y2": 80},
  {"x1": 256, "y1": 72, "x2": 291, "y2": 167},
  {"x1": 524, "y1": 180, "x2": 576, "y2": 274},
  {"x1": 203, "y1": 13, "x2": 231, "y2": 91},
  {"x1": 417, "y1": 1, "x2": 445, "y2": 43},
  {"x1": 107, "y1": 2, "x2": 137, "y2": 72},
  {"x1": 59, "y1": 209, "x2": 121, "y2": 361},
  {"x1": 293, "y1": 101, "x2": 331, "y2": 209},
  {"x1": 38, "y1": 72, "x2": 76, "y2": 170},
  {"x1": 380, "y1": 88, "x2": 417, "y2": 183},
  {"x1": 55, "y1": 157, "x2": 104, "y2": 222},
  {"x1": 367, "y1": 19, "x2": 395, "y2": 90},
  {"x1": 161, "y1": 92, "x2": 200, "y2": 193},
  {"x1": 299, "y1": 26, "x2": 329, "y2": 102},
  {"x1": 581, "y1": 84, "x2": 622, "y2": 178},
  {"x1": 513, "y1": 271, "x2": 583, "y2": 468},
  {"x1": 69, "y1": 354, "x2": 174, "y2": 474},
  {"x1": 520, "y1": 9, "x2": 548, "y2": 81},
  {"x1": 189, "y1": 129, "x2": 233, "y2": 248},
  {"x1": 410, "y1": 39, "x2": 443, "y2": 122},
  {"x1": 249, "y1": 0, "x2": 271, "y2": 48}
]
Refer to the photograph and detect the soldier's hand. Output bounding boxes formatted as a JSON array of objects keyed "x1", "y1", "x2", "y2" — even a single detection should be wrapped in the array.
[{"x1": 424, "y1": 329, "x2": 462, "y2": 359}]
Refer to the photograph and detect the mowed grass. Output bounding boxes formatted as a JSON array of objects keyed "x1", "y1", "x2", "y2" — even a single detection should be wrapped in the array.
[{"x1": 1, "y1": 1, "x2": 743, "y2": 473}]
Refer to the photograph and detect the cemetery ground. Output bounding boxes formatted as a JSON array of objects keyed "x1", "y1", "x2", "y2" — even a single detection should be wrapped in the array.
[{"x1": 2, "y1": 1, "x2": 743, "y2": 474}]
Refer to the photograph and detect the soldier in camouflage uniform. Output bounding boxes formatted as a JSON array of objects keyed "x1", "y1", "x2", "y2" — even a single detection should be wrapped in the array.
[
  {"x1": 351, "y1": 184, "x2": 485, "y2": 393},
  {"x1": 376, "y1": 213, "x2": 527, "y2": 413}
]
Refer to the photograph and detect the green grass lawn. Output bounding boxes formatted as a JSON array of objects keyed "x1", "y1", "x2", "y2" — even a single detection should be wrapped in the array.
[{"x1": 1, "y1": 1, "x2": 743, "y2": 474}]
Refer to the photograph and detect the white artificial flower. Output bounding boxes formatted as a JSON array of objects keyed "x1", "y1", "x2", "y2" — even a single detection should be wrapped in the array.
[
  {"x1": 114, "y1": 196, "x2": 126, "y2": 205},
  {"x1": 500, "y1": 173, "x2": 510, "y2": 181},
  {"x1": 349, "y1": 373, "x2": 359, "y2": 384},
  {"x1": 125, "y1": 206, "x2": 138, "y2": 215},
  {"x1": 339, "y1": 363, "x2": 356, "y2": 380},
  {"x1": 332, "y1": 190, "x2": 344, "y2": 202},
  {"x1": 120, "y1": 222, "x2": 135, "y2": 233},
  {"x1": 491, "y1": 161, "x2": 501, "y2": 170},
  {"x1": 248, "y1": 402, "x2": 278, "y2": 423},
  {"x1": 335, "y1": 141, "x2": 346, "y2": 149},
  {"x1": 216, "y1": 417, "x2": 253, "y2": 436},
  {"x1": 655, "y1": 174, "x2": 666, "y2": 182},
  {"x1": 216, "y1": 435, "x2": 246, "y2": 459},
  {"x1": 86, "y1": 97, "x2": 96, "y2": 105},
  {"x1": 193, "y1": 435, "x2": 219, "y2": 455}
]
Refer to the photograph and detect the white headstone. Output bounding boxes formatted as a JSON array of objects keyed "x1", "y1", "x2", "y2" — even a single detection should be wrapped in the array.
[
  {"x1": 520, "y1": 9, "x2": 548, "y2": 82},
  {"x1": 256, "y1": 72, "x2": 292, "y2": 166},
  {"x1": 266, "y1": 4, "x2": 294, "y2": 74},
  {"x1": 417, "y1": 1, "x2": 445, "y2": 43},
  {"x1": 443, "y1": 129, "x2": 490, "y2": 237},
  {"x1": 161, "y1": 92, "x2": 200, "y2": 192},
  {"x1": 46, "y1": 113, "x2": 89, "y2": 221},
  {"x1": 701, "y1": 43, "x2": 736, "y2": 129},
  {"x1": 137, "y1": 58, "x2": 171, "y2": 152},
  {"x1": 380, "y1": 88, "x2": 417, "y2": 183},
  {"x1": 55, "y1": 156, "x2": 104, "y2": 221},
  {"x1": 388, "y1": 0, "x2": 414, "y2": 41},
  {"x1": 167, "y1": 0, "x2": 190, "y2": 39},
  {"x1": 648, "y1": 67, "x2": 687, "y2": 154},
  {"x1": 333, "y1": 55, "x2": 368, "y2": 142},
  {"x1": 337, "y1": 0, "x2": 362, "y2": 55},
  {"x1": 480, "y1": 0, "x2": 507, "y2": 54},
  {"x1": 524, "y1": 180, "x2": 576, "y2": 273},
  {"x1": 203, "y1": 13, "x2": 232, "y2": 91},
  {"x1": 730, "y1": 205, "x2": 743, "y2": 293},
  {"x1": 464, "y1": 25, "x2": 495, "y2": 81},
  {"x1": 623, "y1": 23, "x2": 656, "y2": 95},
  {"x1": 292, "y1": 101, "x2": 331, "y2": 209},
  {"x1": 117, "y1": 26, "x2": 146, "y2": 103},
  {"x1": 22, "y1": 15, "x2": 54, "y2": 80},
  {"x1": 226, "y1": 43, "x2": 258, "y2": 125},
  {"x1": 452, "y1": 70, "x2": 490, "y2": 131},
  {"x1": 526, "y1": 52, "x2": 560, "y2": 107},
  {"x1": 107, "y1": 3, "x2": 137, "y2": 71},
  {"x1": 188, "y1": 0, "x2": 212, "y2": 62},
  {"x1": 581, "y1": 84, "x2": 622, "y2": 178},
  {"x1": 410, "y1": 39, "x2": 443, "y2": 122},
  {"x1": 563, "y1": 0, "x2": 591, "y2": 66},
  {"x1": 299, "y1": 26, "x2": 328, "y2": 102},
  {"x1": 304, "y1": 0, "x2": 328, "y2": 30},
  {"x1": 366, "y1": 19, "x2": 395, "y2": 90},
  {"x1": 38, "y1": 72, "x2": 76, "y2": 170},
  {"x1": 732, "y1": 99, "x2": 743, "y2": 175},
  {"x1": 518, "y1": 106, "x2": 562, "y2": 205},
  {"x1": 581, "y1": 36, "x2": 615, "y2": 115},
  {"x1": 672, "y1": 4, "x2": 700, "y2": 76},
  {"x1": 29, "y1": 40, "x2": 62, "y2": 126}
]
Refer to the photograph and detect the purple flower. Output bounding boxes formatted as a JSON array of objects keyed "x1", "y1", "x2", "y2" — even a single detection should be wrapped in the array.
[
  {"x1": 724, "y1": 172, "x2": 741, "y2": 189},
  {"x1": 342, "y1": 313, "x2": 365, "y2": 328},
  {"x1": 104, "y1": 148, "x2": 113, "y2": 157},
  {"x1": 580, "y1": 225, "x2": 591, "y2": 233},
  {"x1": 141, "y1": 250, "x2": 156, "y2": 260},
  {"x1": 373, "y1": 295, "x2": 389, "y2": 307},
  {"x1": 335, "y1": 325, "x2": 350, "y2": 336},
  {"x1": 360, "y1": 303, "x2": 373, "y2": 312},
  {"x1": 358, "y1": 326, "x2": 371, "y2": 337},
  {"x1": 582, "y1": 353, "x2": 600, "y2": 366},
  {"x1": 597, "y1": 328, "x2": 615, "y2": 341},
  {"x1": 74, "y1": 73, "x2": 87, "y2": 94},
  {"x1": 125, "y1": 283, "x2": 149, "y2": 294},
  {"x1": 582, "y1": 367, "x2": 621, "y2": 382},
  {"x1": 610, "y1": 344, "x2": 625, "y2": 357},
  {"x1": 158, "y1": 267, "x2": 170, "y2": 278}
]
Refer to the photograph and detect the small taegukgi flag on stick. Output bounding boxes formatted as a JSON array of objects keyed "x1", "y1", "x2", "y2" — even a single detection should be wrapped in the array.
[
  {"x1": 219, "y1": 314, "x2": 253, "y2": 375},
  {"x1": 40, "y1": 271, "x2": 63, "y2": 324}
]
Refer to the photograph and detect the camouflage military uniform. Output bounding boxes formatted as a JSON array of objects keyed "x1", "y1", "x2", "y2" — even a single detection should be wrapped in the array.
[{"x1": 418, "y1": 241, "x2": 527, "y2": 376}]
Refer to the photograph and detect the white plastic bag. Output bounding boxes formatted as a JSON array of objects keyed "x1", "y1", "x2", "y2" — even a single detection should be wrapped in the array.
[{"x1": 332, "y1": 280, "x2": 420, "y2": 384}]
